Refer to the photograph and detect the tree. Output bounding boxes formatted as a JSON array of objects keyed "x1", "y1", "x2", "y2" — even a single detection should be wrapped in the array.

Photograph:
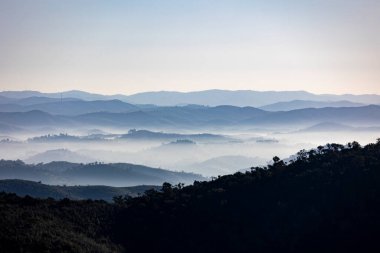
[
  {"x1": 272, "y1": 156, "x2": 280, "y2": 163},
  {"x1": 351, "y1": 141, "x2": 361, "y2": 150},
  {"x1": 162, "y1": 182, "x2": 173, "y2": 194}
]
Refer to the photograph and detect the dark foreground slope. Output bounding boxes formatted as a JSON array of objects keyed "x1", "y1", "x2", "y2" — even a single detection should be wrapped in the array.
[
  {"x1": 1, "y1": 140, "x2": 380, "y2": 252},
  {"x1": 0, "y1": 195, "x2": 120, "y2": 253}
]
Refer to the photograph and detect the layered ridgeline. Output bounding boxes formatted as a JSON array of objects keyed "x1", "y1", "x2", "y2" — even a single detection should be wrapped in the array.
[
  {"x1": 0, "y1": 179, "x2": 159, "y2": 201},
  {"x1": 1, "y1": 90, "x2": 380, "y2": 131},
  {"x1": 0, "y1": 160, "x2": 205, "y2": 186},
  {"x1": 1, "y1": 105, "x2": 380, "y2": 130},
  {"x1": 1, "y1": 140, "x2": 380, "y2": 252},
  {"x1": 25, "y1": 130, "x2": 231, "y2": 143},
  {"x1": 1, "y1": 89, "x2": 380, "y2": 106}
]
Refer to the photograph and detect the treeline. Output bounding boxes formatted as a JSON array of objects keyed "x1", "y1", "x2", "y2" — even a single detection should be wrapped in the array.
[{"x1": 1, "y1": 139, "x2": 380, "y2": 252}]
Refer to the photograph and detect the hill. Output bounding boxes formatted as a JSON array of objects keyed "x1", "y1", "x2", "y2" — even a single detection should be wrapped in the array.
[
  {"x1": 10, "y1": 96, "x2": 81, "y2": 106},
  {"x1": 298, "y1": 122, "x2": 380, "y2": 133},
  {"x1": 298, "y1": 122, "x2": 355, "y2": 132},
  {"x1": 24, "y1": 149, "x2": 96, "y2": 164},
  {"x1": 115, "y1": 90, "x2": 380, "y2": 107},
  {"x1": 259, "y1": 100, "x2": 366, "y2": 111},
  {"x1": 188, "y1": 155, "x2": 266, "y2": 177},
  {"x1": 0, "y1": 179, "x2": 158, "y2": 202},
  {"x1": 0, "y1": 99, "x2": 139, "y2": 115},
  {"x1": 1, "y1": 140, "x2": 380, "y2": 252},
  {"x1": 243, "y1": 105, "x2": 380, "y2": 127},
  {"x1": 0, "y1": 90, "x2": 108, "y2": 100},
  {"x1": 120, "y1": 129, "x2": 231, "y2": 142},
  {"x1": 0, "y1": 160, "x2": 205, "y2": 186},
  {"x1": 2, "y1": 105, "x2": 380, "y2": 130},
  {"x1": 1, "y1": 89, "x2": 380, "y2": 107},
  {"x1": 0, "y1": 110, "x2": 68, "y2": 126}
]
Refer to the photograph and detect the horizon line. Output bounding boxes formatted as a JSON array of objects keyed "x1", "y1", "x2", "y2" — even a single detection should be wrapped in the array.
[{"x1": 1, "y1": 88, "x2": 380, "y2": 97}]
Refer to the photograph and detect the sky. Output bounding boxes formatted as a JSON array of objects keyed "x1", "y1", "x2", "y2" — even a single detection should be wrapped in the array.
[{"x1": 0, "y1": 0, "x2": 379, "y2": 95}]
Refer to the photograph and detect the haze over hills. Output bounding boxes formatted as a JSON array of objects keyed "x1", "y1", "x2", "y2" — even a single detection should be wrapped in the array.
[
  {"x1": 0, "y1": 105, "x2": 379, "y2": 130},
  {"x1": 0, "y1": 96, "x2": 81, "y2": 105},
  {"x1": 242, "y1": 105, "x2": 380, "y2": 127},
  {"x1": 298, "y1": 122, "x2": 380, "y2": 133},
  {"x1": 1, "y1": 0, "x2": 379, "y2": 251},
  {"x1": 0, "y1": 90, "x2": 108, "y2": 101},
  {"x1": 1, "y1": 89, "x2": 379, "y2": 185},
  {"x1": 187, "y1": 155, "x2": 266, "y2": 177},
  {"x1": 125, "y1": 90, "x2": 380, "y2": 107},
  {"x1": 0, "y1": 99, "x2": 138, "y2": 115},
  {"x1": 120, "y1": 129, "x2": 231, "y2": 142},
  {"x1": 1, "y1": 89, "x2": 380, "y2": 107},
  {"x1": 298, "y1": 122, "x2": 355, "y2": 132},
  {"x1": 24, "y1": 149, "x2": 96, "y2": 164},
  {"x1": 0, "y1": 160, "x2": 205, "y2": 186},
  {"x1": 259, "y1": 100, "x2": 366, "y2": 111}
]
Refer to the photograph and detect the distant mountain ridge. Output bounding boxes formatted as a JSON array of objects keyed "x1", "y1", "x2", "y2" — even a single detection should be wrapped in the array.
[
  {"x1": 0, "y1": 96, "x2": 81, "y2": 105},
  {"x1": 1, "y1": 89, "x2": 380, "y2": 107},
  {"x1": 0, "y1": 99, "x2": 138, "y2": 115},
  {"x1": 259, "y1": 100, "x2": 366, "y2": 111},
  {"x1": 242, "y1": 105, "x2": 380, "y2": 127},
  {"x1": 298, "y1": 122, "x2": 380, "y2": 132},
  {"x1": 0, "y1": 105, "x2": 379, "y2": 130}
]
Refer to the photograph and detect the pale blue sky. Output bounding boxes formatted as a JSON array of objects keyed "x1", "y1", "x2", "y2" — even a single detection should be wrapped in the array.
[{"x1": 0, "y1": 0, "x2": 379, "y2": 94}]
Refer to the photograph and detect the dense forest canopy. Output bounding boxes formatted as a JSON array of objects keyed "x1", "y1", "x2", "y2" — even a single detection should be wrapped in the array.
[{"x1": 1, "y1": 139, "x2": 380, "y2": 252}]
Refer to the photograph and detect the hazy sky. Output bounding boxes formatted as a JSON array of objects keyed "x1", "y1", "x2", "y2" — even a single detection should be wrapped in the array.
[{"x1": 0, "y1": 0, "x2": 379, "y2": 95}]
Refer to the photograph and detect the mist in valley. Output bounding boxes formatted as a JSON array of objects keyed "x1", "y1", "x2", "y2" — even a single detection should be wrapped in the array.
[
  {"x1": 1, "y1": 126, "x2": 378, "y2": 179},
  {"x1": 1, "y1": 90, "x2": 379, "y2": 186}
]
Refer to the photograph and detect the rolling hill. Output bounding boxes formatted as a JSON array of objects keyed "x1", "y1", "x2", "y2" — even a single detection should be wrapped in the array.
[
  {"x1": 298, "y1": 122, "x2": 380, "y2": 133},
  {"x1": 1, "y1": 89, "x2": 380, "y2": 107},
  {"x1": 124, "y1": 90, "x2": 380, "y2": 107},
  {"x1": 0, "y1": 179, "x2": 158, "y2": 201},
  {"x1": 259, "y1": 100, "x2": 366, "y2": 111},
  {"x1": 1, "y1": 105, "x2": 379, "y2": 130},
  {"x1": 243, "y1": 105, "x2": 380, "y2": 127},
  {"x1": 0, "y1": 160, "x2": 206, "y2": 186},
  {"x1": 0, "y1": 99, "x2": 139, "y2": 115},
  {"x1": 120, "y1": 129, "x2": 231, "y2": 142},
  {"x1": 24, "y1": 149, "x2": 96, "y2": 164},
  {"x1": 188, "y1": 155, "x2": 266, "y2": 177}
]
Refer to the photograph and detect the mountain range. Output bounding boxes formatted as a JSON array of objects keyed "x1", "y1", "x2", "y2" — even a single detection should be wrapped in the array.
[
  {"x1": 0, "y1": 99, "x2": 138, "y2": 115},
  {"x1": 1, "y1": 90, "x2": 379, "y2": 131},
  {"x1": 1, "y1": 89, "x2": 379, "y2": 107},
  {"x1": 259, "y1": 100, "x2": 366, "y2": 111},
  {"x1": 298, "y1": 122, "x2": 380, "y2": 133},
  {"x1": 1, "y1": 105, "x2": 379, "y2": 130}
]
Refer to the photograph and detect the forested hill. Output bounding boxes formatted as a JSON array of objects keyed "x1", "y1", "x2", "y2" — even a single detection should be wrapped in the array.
[
  {"x1": 0, "y1": 179, "x2": 159, "y2": 201},
  {"x1": 1, "y1": 139, "x2": 380, "y2": 252}
]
